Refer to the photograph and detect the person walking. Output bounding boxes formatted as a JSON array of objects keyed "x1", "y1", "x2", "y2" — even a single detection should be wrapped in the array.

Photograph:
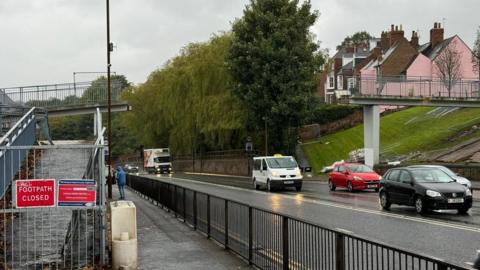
[{"x1": 116, "y1": 166, "x2": 126, "y2": 200}]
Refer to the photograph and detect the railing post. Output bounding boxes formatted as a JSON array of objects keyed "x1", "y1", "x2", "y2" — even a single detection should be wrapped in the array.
[
  {"x1": 224, "y1": 200, "x2": 228, "y2": 249},
  {"x1": 193, "y1": 191, "x2": 197, "y2": 230},
  {"x1": 437, "y1": 262, "x2": 449, "y2": 270},
  {"x1": 248, "y1": 206, "x2": 253, "y2": 265},
  {"x1": 335, "y1": 233, "x2": 345, "y2": 270},
  {"x1": 183, "y1": 188, "x2": 186, "y2": 222},
  {"x1": 174, "y1": 185, "x2": 178, "y2": 218},
  {"x1": 282, "y1": 216, "x2": 289, "y2": 270},
  {"x1": 207, "y1": 195, "x2": 211, "y2": 238}
]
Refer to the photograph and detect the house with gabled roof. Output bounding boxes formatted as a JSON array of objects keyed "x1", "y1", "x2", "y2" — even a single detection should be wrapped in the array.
[{"x1": 359, "y1": 23, "x2": 478, "y2": 97}]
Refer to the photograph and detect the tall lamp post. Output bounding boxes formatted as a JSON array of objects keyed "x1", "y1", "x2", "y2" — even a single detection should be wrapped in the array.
[
  {"x1": 106, "y1": 0, "x2": 113, "y2": 199},
  {"x1": 262, "y1": 116, "x2": 268, "y2": 156}
]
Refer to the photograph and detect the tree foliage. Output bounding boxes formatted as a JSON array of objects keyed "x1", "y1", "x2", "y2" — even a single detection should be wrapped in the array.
[
  {"x1": 227, "y1": 0, "x2": 324, "y2": 153},
  {"x1": 123, "y1": 34, "x2": 246, "y2": 155},
  {"x1": 336, "y1": 31, "x2": 373, "y2": 51}
]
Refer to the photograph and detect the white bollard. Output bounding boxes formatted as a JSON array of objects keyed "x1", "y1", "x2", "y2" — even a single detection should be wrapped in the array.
[{"x1": 111, "y1": 201, "x2": 138, "y2": 270}]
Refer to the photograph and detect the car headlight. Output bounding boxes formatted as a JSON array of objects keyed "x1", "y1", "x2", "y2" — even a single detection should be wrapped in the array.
[
  {"x1": 426, "y1": 190, "x2": 442, "y2": 197},
  {"x1": 353, "y1": 176, "x2": 363, "y2": 181},
  {"x1": 465, "y1": 189, "x2": 472, "y2": 196},
  {"x1": 378, "y1": 176, "x2": 382, "y2": 180},
  {"x1": 271, "y1": 172, "x2": 280, "y2": 177}
]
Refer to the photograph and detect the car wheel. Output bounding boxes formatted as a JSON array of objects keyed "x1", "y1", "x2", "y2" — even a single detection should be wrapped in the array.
[
  {"x1": 296, "y1": 185, "x2": 302, "y2": 192},
  {"x1": 415, "y1": 196, "x2": 425, "y2": 214},
  {"x1": 253, "y1": 178, "x2": 259, "y2": 190},
  {"x1": 457, "y1": 207, "x2": 470, "y2": 215},
  {"x1": 347, "y1": 181, "x2": 354, "y2": 192},
  {"x1": 379, "y1": 191, "x2": 391, "y2": 210},
  {"x1": 328, "y1": 179, "x2": 336, "y2": 191},
  {"x1": 267, "y1": 180, "x2": 272, "y2": 192}
]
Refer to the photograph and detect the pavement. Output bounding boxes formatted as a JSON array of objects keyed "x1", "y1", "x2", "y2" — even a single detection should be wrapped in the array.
[
  {"x1": 112, "y1": 185, "x2": 252, "y2": 270},
  {"x1": 139, "y1": 172, "x2": 480, "y2": 268}
]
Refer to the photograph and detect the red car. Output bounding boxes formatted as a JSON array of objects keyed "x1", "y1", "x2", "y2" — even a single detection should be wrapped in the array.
[{"x1": 328, "y1": 163, "x2": 382, "y2": 192}]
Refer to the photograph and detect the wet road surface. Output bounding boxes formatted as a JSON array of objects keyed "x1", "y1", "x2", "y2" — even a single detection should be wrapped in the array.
[{"x1": 135, "y1": 172, "x2": 480, "y2": 267}]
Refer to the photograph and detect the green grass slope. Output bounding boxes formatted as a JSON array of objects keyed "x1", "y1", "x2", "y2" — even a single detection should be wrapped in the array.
[{"x1": 303, "y1": 107, "x2": 480, "y2": 174}]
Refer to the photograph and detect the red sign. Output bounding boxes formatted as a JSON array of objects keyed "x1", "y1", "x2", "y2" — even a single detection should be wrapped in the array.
[
  {"x1": 58, "y1": 180, "x2": 96, "y2": 207},
  {"x1": 15, "y1": 179, "x2": 56, "y2": 208}
]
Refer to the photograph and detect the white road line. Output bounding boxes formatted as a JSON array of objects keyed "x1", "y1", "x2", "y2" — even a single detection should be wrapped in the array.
[
  {"x1": 183, "y1": 172, "x2": 250, "y2": 179},
  {"x1": 335, "y1": 228, "x2": 353, "y2": 234},
  {"x1": 150, "y1": 174, "x2": 480, "y2": 233}
]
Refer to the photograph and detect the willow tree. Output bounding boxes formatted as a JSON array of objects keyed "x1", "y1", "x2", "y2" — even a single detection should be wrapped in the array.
[
  {"x1": 123, "y1": 34, "x2": 246, "y2": 155},
  {"x1": 227, "y1": 0, "x2": 324, "y2": 154}
]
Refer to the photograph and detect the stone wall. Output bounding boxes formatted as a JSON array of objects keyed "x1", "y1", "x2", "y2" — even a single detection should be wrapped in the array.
[{"x1": 174, "y1": 157, "x2": 252, "y2": 176}]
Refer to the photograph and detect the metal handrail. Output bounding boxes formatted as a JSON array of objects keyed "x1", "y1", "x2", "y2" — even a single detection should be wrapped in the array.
[
  {"x1": 0, "y1": 107, "x2": 35, "y2": 146},
  {"x1": 127, "y1": 174, "x2": 471, "y2": 270}
]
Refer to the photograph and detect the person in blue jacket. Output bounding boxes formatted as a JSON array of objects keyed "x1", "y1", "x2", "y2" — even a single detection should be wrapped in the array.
[{"x1": 116, "y1": 166, "x2": 126, "y2": 200}]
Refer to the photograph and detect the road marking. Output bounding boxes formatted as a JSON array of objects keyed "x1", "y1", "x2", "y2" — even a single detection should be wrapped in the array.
[
  {"x1": 149, "y1": 175, "x2": 480, "y2": 233},
  {"x1": 335, "y1": 228, "x2": 353, "y2": 234},
  {"x1": 183, "y1": 172, "x2": 250, "y2": 179}
]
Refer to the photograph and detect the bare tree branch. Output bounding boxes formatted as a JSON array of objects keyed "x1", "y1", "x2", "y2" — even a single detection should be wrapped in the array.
[{"x1": 435, "y1": 43, "x2": 462, "y2": 97}]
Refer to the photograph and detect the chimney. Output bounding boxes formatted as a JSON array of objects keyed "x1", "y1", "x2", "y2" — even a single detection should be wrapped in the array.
[
  {"x1": 380, "y1": 31, "x2": 389, "y2": 51},
  {"x1": 389, "y1": 24, "x2": 405, "y2": 47},
  {"x1": 430, "y1": 22, "x2": 444, "y2": 48},
  {"x1": 410, "y1": 31, "x2": 419, "y2": 49}
]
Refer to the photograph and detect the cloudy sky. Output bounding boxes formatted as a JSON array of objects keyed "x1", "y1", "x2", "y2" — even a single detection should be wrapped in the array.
[{"x1": 0, "y1": 0, "x2": 478, "y2": 87}]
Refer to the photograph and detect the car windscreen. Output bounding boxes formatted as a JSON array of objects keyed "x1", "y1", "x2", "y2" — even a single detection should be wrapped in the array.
[
  {"x1": 154, "y1": 156, "x2": 170, "y2": 163},
  {"x1": 266, "y1": 157, "x2": 297, "y2": 169},
  {"x1": 438, "y1": 166, "x2": 456, "y2": 177},
  {"x1": 411, "y1": 169, "x2": 454, "y2": 183},
  {"x1": 348, "y1": 164, "x2": 374, "y2": 173}
]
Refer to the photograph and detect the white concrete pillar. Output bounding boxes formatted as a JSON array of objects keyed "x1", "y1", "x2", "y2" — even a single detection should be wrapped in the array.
[
  {"x1": 94, "y1": 112, "x2": 98, "y2": 136},
  {"x1": 363, "y1": 105, "x2": 380, "y2": 167}
]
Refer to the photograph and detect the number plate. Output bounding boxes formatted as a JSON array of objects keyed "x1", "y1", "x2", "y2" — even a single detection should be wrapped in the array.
[
  {"x1": 448, "y1": 198, "x2": 464, "y2": 204},
  {"x1": 368, "y1": 184, "x2": 377, "y2": 188},
  {"x1": 284, "y1": 181, "x2": 294, "y2": 184}
]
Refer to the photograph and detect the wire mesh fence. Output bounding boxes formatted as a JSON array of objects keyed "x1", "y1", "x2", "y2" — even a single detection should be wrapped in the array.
[{"x1": 0, "y1": 145, "x2": 106, "y2": 270}]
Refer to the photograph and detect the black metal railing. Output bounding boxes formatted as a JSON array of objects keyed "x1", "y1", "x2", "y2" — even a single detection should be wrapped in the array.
[{"x1": 126, "y1": 174, "x2": 469, "y2": 270}]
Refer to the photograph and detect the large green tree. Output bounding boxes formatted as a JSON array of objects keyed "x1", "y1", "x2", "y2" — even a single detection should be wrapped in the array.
[
  {"x1": 227, "y1": 0, "x2": 324, "y2": 154},
  {"x1": 123, "y1": 34, "x2": 246, "y2": 155},
  {"x1": 336, "y1": 31, "x2": 372, "y2": 51}
]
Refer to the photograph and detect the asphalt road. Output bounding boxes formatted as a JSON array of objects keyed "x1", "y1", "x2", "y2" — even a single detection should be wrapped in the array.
[{"x1": 137, "y1": 172, "x2": 480, "y2": 268}]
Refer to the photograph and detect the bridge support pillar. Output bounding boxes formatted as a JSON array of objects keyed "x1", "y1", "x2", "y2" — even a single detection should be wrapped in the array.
[
  {"x1": 363, "y1": 105, "x2": 380, "y2": 167},
  {"x1": 94, "y1": 112, "x2": 98, "y2": 136}
]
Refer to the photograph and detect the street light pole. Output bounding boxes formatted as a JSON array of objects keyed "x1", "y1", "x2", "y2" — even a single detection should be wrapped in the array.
[
  {"x1": 263, "y1": 116, "x2": 268, "y2": 156},
  {"x1": 106, "y1": 0, "x2": 113, "y2": 199}
]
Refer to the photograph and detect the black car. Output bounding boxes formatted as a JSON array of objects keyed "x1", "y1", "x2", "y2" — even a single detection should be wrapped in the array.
[{"x1": 379, "y1": 167, "x2": 472, "y2": 214}]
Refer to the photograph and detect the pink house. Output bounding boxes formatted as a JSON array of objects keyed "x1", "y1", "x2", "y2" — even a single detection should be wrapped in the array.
[{"x1": 359, "y1": 23, "x2": 479, "y2": 98}]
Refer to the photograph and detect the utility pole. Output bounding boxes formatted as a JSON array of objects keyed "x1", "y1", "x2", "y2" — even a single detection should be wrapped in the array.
[
  {"x1": 106, "y1": 0, "x2": 113, "y2": 199},
  {"x1": 263, "y1": 116, "x2": 268, "y2": 156}
]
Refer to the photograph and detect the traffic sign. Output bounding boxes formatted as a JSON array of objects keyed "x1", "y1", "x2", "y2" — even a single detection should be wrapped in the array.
[
  {"x1": 14, "y1": 179, "x2": 56, "y2": 208},
  {"x1": 58, "y1": 179, "x2": 97, "y2": 207}
]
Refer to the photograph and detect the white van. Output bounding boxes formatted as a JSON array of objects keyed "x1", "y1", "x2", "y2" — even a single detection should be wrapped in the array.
[{"x1": 252, "y1": 155, "x2": 303, "y2": 191}]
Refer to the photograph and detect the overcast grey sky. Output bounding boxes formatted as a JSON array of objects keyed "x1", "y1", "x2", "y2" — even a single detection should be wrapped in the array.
[{"x1": 0, "y1": 0, "x2": 478, "y2": 87}]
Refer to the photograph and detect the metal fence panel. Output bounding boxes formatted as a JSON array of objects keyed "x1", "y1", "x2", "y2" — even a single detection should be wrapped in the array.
[
  {"x1": 1, "y1": 146, "x2": 106, "y2": 270},
  {"x1": 126, "y1": 175, "x2": 470, "y2": 270}
]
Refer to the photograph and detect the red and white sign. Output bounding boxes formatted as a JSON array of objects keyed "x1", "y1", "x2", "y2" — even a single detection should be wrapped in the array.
[
  {"x1": 58, "y1": 180, "x2": 96, "y2": 207},
  {"x1": 14, "y1": 179, "x2": 56, "y2": 208}
]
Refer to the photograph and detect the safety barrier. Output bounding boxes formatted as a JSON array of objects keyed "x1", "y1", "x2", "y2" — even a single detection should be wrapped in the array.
[{"x1": 127, "y1": 174, "x2": 469, "y2": 270}]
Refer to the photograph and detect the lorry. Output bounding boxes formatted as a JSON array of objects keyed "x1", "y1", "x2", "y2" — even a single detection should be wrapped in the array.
[{"x1": 144, "y1": 148, "x2": 172, "y2": 174}]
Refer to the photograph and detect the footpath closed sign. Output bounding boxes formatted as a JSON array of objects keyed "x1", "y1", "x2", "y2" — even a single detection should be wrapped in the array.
[
  {"x1": 58, "y1": 180, "x2": 96, "y2": 206},
  {"x1": 14, "y1": 179, "x2": 56, "y2": 208}
]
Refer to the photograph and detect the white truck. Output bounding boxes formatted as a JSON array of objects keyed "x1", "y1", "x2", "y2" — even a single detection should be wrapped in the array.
[{"x1": 144, "y1": 148, "x2": 172, "y2": 174}]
